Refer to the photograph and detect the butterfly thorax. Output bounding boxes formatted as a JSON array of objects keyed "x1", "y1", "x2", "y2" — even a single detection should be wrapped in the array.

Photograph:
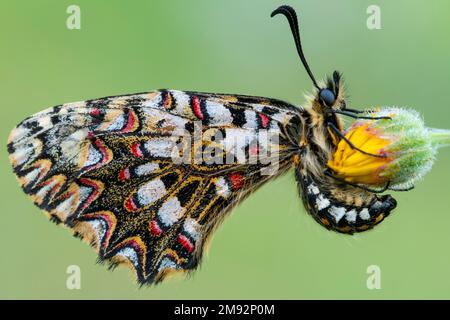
[{"x1": 294, "y1": 91, "x2": 344, "y2": 179}]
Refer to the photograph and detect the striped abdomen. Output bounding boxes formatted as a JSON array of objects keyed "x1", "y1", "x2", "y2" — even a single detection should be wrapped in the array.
[{"x1": 296, "y1": 168, "x2": 397, "y2": 234}]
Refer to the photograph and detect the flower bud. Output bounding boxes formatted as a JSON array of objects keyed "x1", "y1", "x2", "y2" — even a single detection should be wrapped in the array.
[{"x1": 327, "y1": 107, "x2": 450, "y2": 189}]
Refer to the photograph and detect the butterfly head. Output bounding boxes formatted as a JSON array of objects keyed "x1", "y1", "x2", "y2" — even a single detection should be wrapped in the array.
[{"x1": 314, "y1": 71, "x2": 347, "y2": 114}]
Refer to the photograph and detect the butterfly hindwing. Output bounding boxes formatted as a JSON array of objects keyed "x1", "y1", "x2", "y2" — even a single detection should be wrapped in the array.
[{"x1": 7, "y1": 90, "x2": 301, "y2": 284}]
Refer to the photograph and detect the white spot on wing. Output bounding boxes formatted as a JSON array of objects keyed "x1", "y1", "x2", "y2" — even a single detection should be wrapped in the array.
[
  {"x1": 9, "y1": 126, "x2": 30, "y2": 143},
  {"x1": 68, "y1": 128, "x2": 88, "y2": 142},
  {"x1": 12, "y1": 146, "x2": 32, "y2": 166},
  {"x1": 54, "y1": 196, "x2": 77, "y2": 220},
  {"x1": 58, "y1": 107, "x2": 69, "y2": 116},
  {"x1": 141, "y1": 92, "x2": 162, "y2": 108},
  {"x1": 54, "y1": 184, "x2": 91, "y2": 220},
  {"x1": 221, "y1": 128, "x2": 255, "y2": 152},
  {"x1": 183, "y1": 218, "x2": 200, "y2": 241},
  {"x1": 23, "y1": 168, "x2": 41, "y2": 186},
  {"x1": 116, "y1": 247, "x2": 139, "y2": 267},
  {"x1": 243, "y1": 110, "x2": 257, "y2": 129},
  {"x1": 158, "y1": 257, "x2": 178, "y2": 272},
  {"x1": 170, "y1": 90, "x2": 191, "y2": 115},
  {"x1": 60, "y1": 128, "x2": 89, "y2": 165},
  {"x1": 158, "y1": 197, "x2": 183, "y2": 227},
  {"x1": 135, "y1": 162, "x2": 159, "y2": 176},
  {"x1": 270, "y1": 111, "x2": 291, "y2": 123},
  {"x1": 143, "y1": 108, "x2": 188, "y2": 128},
  {"x1": 144, "y1": 138, "x2": 176, "y2": 158},
  {"x1": 137, "y1": 179, "x2": 166, "y2": 206},
  {"x1": 62, "y1": 101, "x2": 86, "y2": 110},
  {"x1": 35, "y1": 179, "x2": 59, "y2": 199},
  {"x1": 88, "y1": 219, "x2": 106, "y2": 242},
  {"x1": 84, "y1": 144, "x2": 102, "y2": 167},
  {"x1": 36, "y1": 116, "x2": 52, "y2": 129},
  {"x1": 215, "y1": 177, "x2": 231, "y2": 198},
  {"x1": 107, "y1": 113, "x2": 125, "y2": 131},
  {"x1": 11, "y1": 139, "x2": 41, "y2": 166},
  {"x1": 205, "y1": 101, "x2": 232, "y2": 125}
]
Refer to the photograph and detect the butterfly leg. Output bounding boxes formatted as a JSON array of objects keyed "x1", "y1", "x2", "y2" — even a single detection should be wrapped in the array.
[
  {"x1": 341, "y1": 107, "x2": 379, "y2": 114},
  {"x1": 330, "y1": 109, "x2": 392, "y2": 120},
  {"x1": 342, "y1": 107, "x2": 364, "y2": 114},
  {"x1": 326, "y1": 122, "x2": 387, "y2": 158},
  {"x1": 341, "y1": 106, "x2": 380, "y2": 114}
]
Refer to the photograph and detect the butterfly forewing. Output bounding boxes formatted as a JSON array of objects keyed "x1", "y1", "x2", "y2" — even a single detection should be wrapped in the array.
[{"x1": 7, "y1": 90, "x2": 301, "y2": 284}]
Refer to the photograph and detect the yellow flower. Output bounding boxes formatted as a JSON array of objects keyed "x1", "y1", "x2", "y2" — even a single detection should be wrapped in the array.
[{"x1": 327, "y1": 123, "x2": 394, "y2": 186}]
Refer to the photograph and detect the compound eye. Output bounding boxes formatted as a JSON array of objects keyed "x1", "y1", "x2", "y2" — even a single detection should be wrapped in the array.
[{"x1": 319, "y1": 89, "x2": 336, "y2": 107}]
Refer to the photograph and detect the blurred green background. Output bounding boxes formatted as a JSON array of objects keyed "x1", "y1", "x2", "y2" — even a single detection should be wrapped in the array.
[{"x1": 1, "y1": 0, "x2": 449, "y2": 299}]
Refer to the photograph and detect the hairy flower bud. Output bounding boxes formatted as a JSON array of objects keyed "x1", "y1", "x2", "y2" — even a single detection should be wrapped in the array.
[{"x1": 328, "y1": 107, "x2": 450, "y2": 189}]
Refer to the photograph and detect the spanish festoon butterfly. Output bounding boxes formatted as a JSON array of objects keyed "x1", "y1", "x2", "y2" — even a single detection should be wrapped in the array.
[{"x1": 7, "y1": 5, "x2": 397, "y2": 285}]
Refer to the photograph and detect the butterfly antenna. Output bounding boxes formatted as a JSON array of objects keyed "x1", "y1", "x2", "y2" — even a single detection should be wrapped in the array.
[{"x1": 271, "y1": 5, "x2": 320, "y2": 91}]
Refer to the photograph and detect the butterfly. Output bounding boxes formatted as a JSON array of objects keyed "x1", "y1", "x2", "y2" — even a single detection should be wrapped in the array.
[{"x1": 7, "y1": 5, "x2": 397, "y2": 285}]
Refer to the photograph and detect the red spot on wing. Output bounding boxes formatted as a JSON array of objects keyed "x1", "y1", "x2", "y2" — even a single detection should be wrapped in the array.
[
  {"x1": 163, "y1": 92, "x2": 172, "y2": 108},
  {"x1": 116, "y1": 238, "x2": 145, "y2": 257},
  {"x1": 37, "y1": 176, "x2": 64, "y2": 196},
  {"x1": 192, "y1": 96, "x2": 204, "y2": 120},
  {"x1": 130, "y1": 142, "x2": 143, "y2": 157},
  {"x1": 81, "y1": 138, "x2": 113, "y2": 173},
  {"x1": 92, "y1": 138, "x2": 112, "y2": 167},
  {"x1": 124, "y1": 196, "x2": 139, "y2": 212},
  {"x1": 121, "y1": 110, "x2": 137, "y2": 133},
  {"x1": 150, "y1": 220, "x2": 163, "y2": 237},
  {"x1": 89, "y1": 108, "x2": 101, "y2": 117},
  {"x1": 118, "y1": 168, "x2": 130, "y2": 181},
  {"x1": 258, "y1": 112, "x2": 269, "y2": 128},
  {"x1": 228, "y1": 172, "x2": 245, "y2": 190},
  {"x1": 177, "y1": 234, "x2": 194, "y2": 253},
  {"x1": 98, "y1": 214, "x2": 115, "y2": 250},
  {"x1": 78, "y1": 178, "x2": 102, "y2": 212}
]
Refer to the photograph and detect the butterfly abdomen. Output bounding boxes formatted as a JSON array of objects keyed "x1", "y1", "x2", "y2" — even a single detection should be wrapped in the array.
[{"x1": 296, "y1": 168, "x2": 397, "y2": 234}]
